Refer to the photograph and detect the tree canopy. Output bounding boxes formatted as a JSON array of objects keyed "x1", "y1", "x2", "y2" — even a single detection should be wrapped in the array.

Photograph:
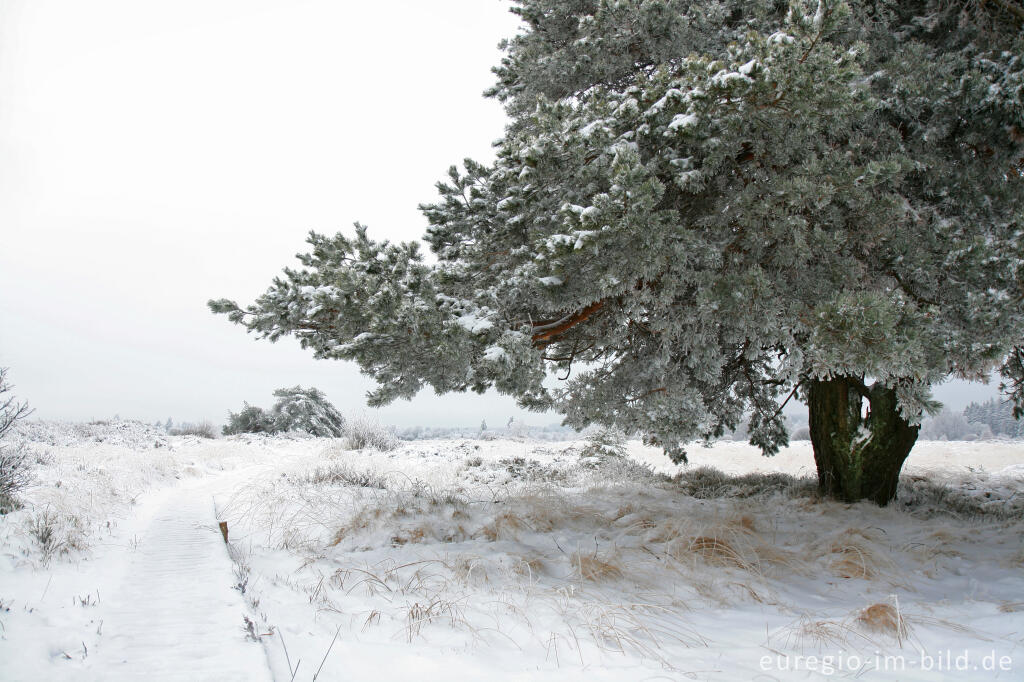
[{"x1": 212, "y1": 0, "x2": 1023, "y2": 471}]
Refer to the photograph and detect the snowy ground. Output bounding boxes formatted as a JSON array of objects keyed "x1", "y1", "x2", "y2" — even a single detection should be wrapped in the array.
[{"x1": 1, "y1": 422, "x2": 1022, "y2": 681}]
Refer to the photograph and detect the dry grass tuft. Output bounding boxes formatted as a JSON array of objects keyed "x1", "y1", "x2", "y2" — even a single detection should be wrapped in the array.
[
  {"x1": 825, "y1": 529, "x2": 892, "y2": 580},
  {"x1": 406, "y1": 599, "x2": 464, "y2": 641},
  {"x1": 684, "y1": 535, "x2": 749, "y2": 569},
  {"x1": 511, "y1": 554, "x2": 545, "y2": 579},
  {"x1": 856, "y1": 602, "x2": 908, "y2": 639},
  {"x1": 449, "y1": 555, "x2": 488, "y2": 583},
  {"x1": 789, "y1": 617, "x2": 856, "y2": 649},
  {"x1": 479, "y1": 510, "x2": 524, "y2": 541},
  {"x1": 998, "y1": 601, "x2": 1024, "y2": 613},
  {"x1": 390, "y1": 526, "x2": 428, "y2": 546},
  {"x1": 830, "y1": 545, "x2": 877, "y2": 579},
  {"x1": 736, "y1": 515, "x2": 757, "y2": 533},
  {"x1": 330, "y1": 507, "x2": 383, "y2": 546},
  {"x1": 362, "y1": 609, "x2": 381, "y2": 631},
  {"x1": 646, "y1": 518, "x2": 693, "y2": 544},
  {"x1": 572, "y1": 552, "x2": 623, "y2": 582},
  {"x1": 615, "y1": 509, "x2": 658, "y2": 535},
  {"x1": 439, "y1": 523, "x2": 468, "y2": 543},
  {"x1": 613, "y1": 504, "x2": 638, "y2": 520}
]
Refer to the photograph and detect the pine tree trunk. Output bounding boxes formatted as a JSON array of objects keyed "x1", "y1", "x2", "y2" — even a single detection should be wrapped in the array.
[{"x1": 807, "y1": 376, "x2": 920, "y2": 506}]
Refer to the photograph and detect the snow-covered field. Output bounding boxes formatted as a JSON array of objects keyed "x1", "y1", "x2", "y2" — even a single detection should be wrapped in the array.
[{"x1": 1, "y1": 422, "x2": 1022, "y2": 681}]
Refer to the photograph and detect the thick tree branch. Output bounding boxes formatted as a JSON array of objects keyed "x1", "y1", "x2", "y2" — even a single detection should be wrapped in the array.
[{"x1": 531, "y1": 300, "x2": 605, "y2": 346}]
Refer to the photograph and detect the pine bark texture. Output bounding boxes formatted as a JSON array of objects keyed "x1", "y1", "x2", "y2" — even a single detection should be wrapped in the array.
[{"x1": 807, "y1": 377, "x2": 919, "y2": 506}]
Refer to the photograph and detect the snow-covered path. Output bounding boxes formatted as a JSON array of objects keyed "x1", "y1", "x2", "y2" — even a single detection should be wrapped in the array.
[
  {"x1": 1, "y1": 465, "x2": 277, "y2": 682},
  {"x1": 90, "y1": 479, "x2": 272, "y2": 681}
]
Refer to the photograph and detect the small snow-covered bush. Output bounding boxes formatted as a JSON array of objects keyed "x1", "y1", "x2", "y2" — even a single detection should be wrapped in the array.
[
  {"x1": 25, "y1": 508, "x2": 87, "y2": 564},
  {"x1": 170, "y1": 421, "x2": 216, "y2": 438},
  {"x1": 0, "y1": 445, "x2": 32, "y2": 514},
  {"x1": 304, "y1": 464, "x2": 391, "y2": 489},
  {"x1": 223, "y1": 387, "x2": 346, "y2": 437},
  {"x1": 672, "y1": 466, "x2": 815, "y2": 499},
  {"x1": 271, "y1": 386, "x2": 346, "y2": 437},
  {"x1": 0, "y1": 368, "x2": 33, "y2": 513},
  {"x1": 895, "y1": 476, "x2": 1023, "y2": 520},
  {"x1": 223, "y1": 403, "x2": 277, "y2": 435},
  {"x1": 578, "y1": 426, "x2": 628, "y2": 464},
  {"x1": 345, "y1": 414, "x2": 398, "y2": 451}
]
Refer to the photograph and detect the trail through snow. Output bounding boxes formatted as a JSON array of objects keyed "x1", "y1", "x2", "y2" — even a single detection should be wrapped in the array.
[
  {"x1": 1, "y1": 467, "x2": 276, "y2": 682},
  {"x1": 91, "y1": 478, "x2": 272, "y2": 681}
]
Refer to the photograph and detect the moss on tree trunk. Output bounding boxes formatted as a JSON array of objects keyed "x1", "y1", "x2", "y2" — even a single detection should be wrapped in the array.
[{"x1": 807, "y1": 376, "x2": 919, "y2": 506}]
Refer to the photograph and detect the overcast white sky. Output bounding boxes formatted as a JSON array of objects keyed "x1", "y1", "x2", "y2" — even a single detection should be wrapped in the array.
[{"x1": 0, "y1": 0, "x2": 1003, "y2": 428}]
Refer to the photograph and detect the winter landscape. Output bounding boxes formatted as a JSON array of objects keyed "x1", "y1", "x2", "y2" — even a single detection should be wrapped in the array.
[
  {"x1": 1, "y1": 418, "x2": 1023, "y2": 681},
  {"x1": 3, "y1": 0, "x2": 1024, "y2": 680}
]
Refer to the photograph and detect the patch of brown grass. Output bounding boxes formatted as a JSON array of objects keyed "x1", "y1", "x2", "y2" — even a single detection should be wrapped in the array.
[
  {"x1": 830, "y1": 544, "x2": 877, "y2": 579},
  {"x1": 330, "y1": 507, "x2": 383, "y2": 546},
  {"x1": 390, "y1": 526, "x2": 428, "y2": 546},
  {"x1": 856, "y1": 602, "x2": 908, "y2": 639},
  {"x1": 522, "y1": 506, "x2": 561, "y2": 532},
  {"x1": 572, "y1": 552, "x2": 623, "y2": 582},
  {"x1": 612, "y1": 504, "x2": 637, "y2": 520},
  {"x1": 479, "y1": 511, "x2": 524, "y2": 541},
  {"x1": 825, "y1": 529, "x2": 891, "y2": 580},
  {"x1": 788, "y1": 617, "x2": 856, "y2": 649},
  {"x1": 449, "y1": 555, "x2": 488, "y2": 583},
  {"x1": 646, "y1": 518, "x2": 692, "y2": 544},
  {"x1": 512, "y1": 554, "x2": 545, "y2": 579},
  {"x1": 440, "y1": 524, "x2": 468, "y2": 543},
  {"x1": 686, "y1": 535, "x2": 749, "y2": 569},
  {"x1": 616, "y1": 513, "x2": 658, "y2": 534},
  {"x1": 998, "y1": 601, "x2": 1024, "y2": 613}
]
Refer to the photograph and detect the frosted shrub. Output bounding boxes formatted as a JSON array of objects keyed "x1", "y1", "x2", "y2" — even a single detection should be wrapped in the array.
[
  {"x1": 345, "y1": 414, "x2": 398, "y2": 451},
  {"x1": 223, "y1": 386, "x2": 346, "y2": 437},
  {"x1": 270, "y1": 386, "x2": 346, "y2": 437},
  {"x1": 0, "y1": 367, "x2": 32, "y2": 513},
  {"x1": 223, "y1": 404, "x2": 277, "y2": 435},
  {"x1": 578, "y1": 426, "x2": 628, "y2": 464},
  {"x1": 0, "y1": 445, "x2": 32, "y2": 514},
  {"x1": 170, "y1": 421, "x2": 216, "y2": 439}
]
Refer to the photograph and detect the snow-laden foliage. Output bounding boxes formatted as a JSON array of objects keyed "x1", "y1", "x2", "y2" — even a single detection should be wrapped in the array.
[
  {"x1": 0, "y1": 368, "x2": 31, "y2": 443},
  {"x1": 223, "y1": 403, "x2": 278, "y2": 436},
  {"x1": 224, "y1": 387, "x2": 346, "y2": 437},
  {"x1": 965, "y1": 398, "x2": 1024, "y2": 438},
  {"x1": 578, "y1": 425, "x2": 629, "y2": 462},
  {"x1": 270, "y1": 386, "x2": 347, "y2": 437},
  {"x1": 344, "y1": 413, "x2": 399, "y2": 451},
  {"x1": 0, "y1": 368, "x2": 33, "y2": 513},
  {"x1": 212, "y1": 1, "x2": 1024, "y2": 463}
]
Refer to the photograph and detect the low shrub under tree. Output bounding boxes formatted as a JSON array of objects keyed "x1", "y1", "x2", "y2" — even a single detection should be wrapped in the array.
[{"x1": 223, "y1": 386, "x2": 346, "y2": 438}]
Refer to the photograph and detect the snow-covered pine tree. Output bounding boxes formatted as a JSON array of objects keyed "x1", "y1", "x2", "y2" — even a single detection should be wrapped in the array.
[
  {"x1": 269, "y1": 386, "x2": 346, "y2": 437},
  {"x1": 211, "y1": 0, "x2": 1024, "y2": 505},
  {"x1": 222, "y1": 402, "x2": 276, "y2": 435},
  {"x1": 223, "y1": 387, "x2": 346, "y2": 437}
]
